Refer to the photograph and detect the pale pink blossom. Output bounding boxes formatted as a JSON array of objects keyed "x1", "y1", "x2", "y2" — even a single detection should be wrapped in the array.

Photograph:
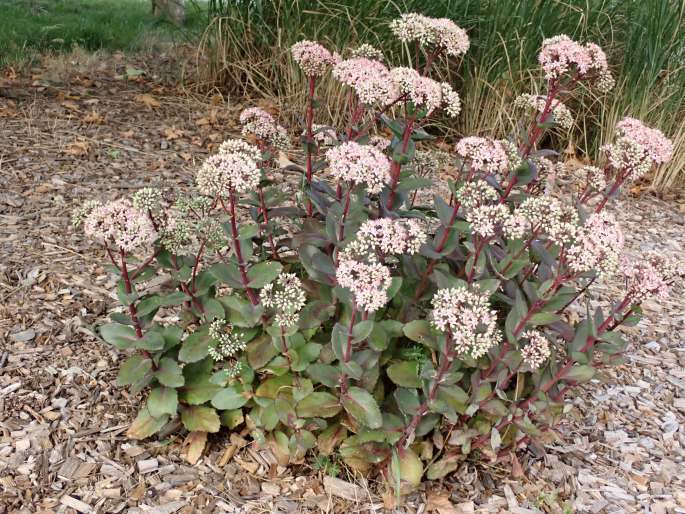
[
  {"x1": 238, "y1": 108, "x2": 289, "y2": 150},
  {"x1": 390, "y1": 67, "x2": 461, "y2": 117},
  {"x1": 455, "y1": 137, "x2": 509, "y2": 174},
  {"x1": 84, "y1": 198, "x2": 156, "y2": 252},
  {"x1": 291, "y1": 40, "x2": 338, "y2": 77},
  {"x1": 336, "y1": 255, "x2": 392, "y2": 313},
  {"x1": 431, "y1": 287, "x2": 502, "y2": 359},
  {"x1": 326, "y1": 141, "x2": 391, "y2": 193},
  {"x1": 333, "y1": 57, "x2": 399, "y2": 105},
  {"x1": 197, "y1": 151, "x2": 261, "y2": 196},
  {"x1": 615, "y1": 118, "x2": 673, "y2": 165},
  {"x1": 390, "y1": 13, "x2": 469, "y2": 57},
  {"x1": 357, "y1": 218, "x2": 427, "y2": 255},
  {"x1": 620, "y1": 253, "x2": 680, "y2": 302},
  {"x1": 567, "y1": 211, "x2": 624, "y2": 275}
]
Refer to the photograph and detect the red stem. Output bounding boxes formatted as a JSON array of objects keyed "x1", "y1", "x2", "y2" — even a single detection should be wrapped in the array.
[
  {"x1": 385, "y1": 114, "x2": 415, "y2": 211},
  {"x1": 338, "y1": 185, "x2": 353, "y2": 242},
  {"x1": 223, "y1": 194, "x2": 258, "y2": 305},
  {"x1": 305, "y1": 76, "x2": 316, "y2": 217},
  {"x1": 120, "y1": 250, "x2": 144, "y2": 339},
  {"x1": 258, "y1": 186, "x2": 279, "y2": 261}
]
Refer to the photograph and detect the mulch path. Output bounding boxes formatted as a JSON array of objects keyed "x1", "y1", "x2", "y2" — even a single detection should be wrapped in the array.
[{"x1": 1, "y1": 58, "x2": 684, "y2": 514}]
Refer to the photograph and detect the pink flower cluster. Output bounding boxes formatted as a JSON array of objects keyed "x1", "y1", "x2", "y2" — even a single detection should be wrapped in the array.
[
  {"x1": 614, "y1": 117, "x2": 673, "y2": 166},
  {"x1": 84, "y1": 198, "x2": 156, "y2": 253},
  {"x1": 431, "y1": 287, "x2": 502, "y2": 359},
  {"x1": 538, "y1": 35, "x2": 613, "y2": 89},
  {"x1": 390, "y1": 67, "x2": 461, "y2": 117},
  {"x1": 567, "y1": 211, "x2": 624, "y2": 276},
  {"x1": 326, "y1": 141, "x2": 391, "y2": 193},
  {"x1": 333, "y1": 57, "x2": 398, "y2": 105},
  {"x1": 357, "y1": 218, "x2": 427, "y2": 255},
  {"x1": 197, "y1": 148, "x2": 261, "y2": 196},
  {"x1": 219, "y1": 138, "x2": 262, "y2": 161},
  {"x1": 336, "y1": 254, "x2": 392, "y2": 313},
  {"x1": 390, "y1": 13, "x2": 470, "y2": 57},
  {"x1": 291, "y1": 40, "x2": 339, "y2": 77},
  {"x1": 514, "y1": 93, "x2": 574, "y2": 130},
  {"x1": 620, "y1": 253, "x2": 680, "y2": 302},
  {"x1": 514, "y1": 196, "x2": 578, "y2": 244},
  {"x1": 455, "y1": 137, "x2": 509, "y2": 175},
  {"x1": 238, "y1": 108, "x2": 289, "y2": 150}
]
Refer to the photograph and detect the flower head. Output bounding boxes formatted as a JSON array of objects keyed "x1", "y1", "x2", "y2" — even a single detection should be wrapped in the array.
[
  {"x1": 219, "y1": 137, "x2": 262, "y2": 162},
  {"x1": 326, "y1": 141, "x2": 391, "y2": 193},
  {"x1": 196, "y1": 151, "x2": 261, "y2": 196},
  {"x1": 238, "y1": 109, "x2": 289, "y2": 150},
  {"x1": 390, "y1": 67, "x2": 461, "y2": 117},
  {"x1": 336, "y1": 245, "x2": 392, "y2": 313},
  {"x1": 333, "y1": 58, "x2": 399, "y2": 105},
  {"x1": 132, "y1": 188, "x2": 163, "y2": 212},
  {"x1": 614, "y1": 118, "x2": 673, "y2": 166},
  {"x1": 620, "y1": 253, "x2": 681, "y2": 302},
  {"x1": 357, "y1": 218, "x2": 427, "y2": 255},
  {"x1": 390, "y1": 13, "x2": 469, "y2": 57},
  {"x1": 84, "y1": 198, "x2": 156, "y2": 252},
  {"x1": 208, "y1": 320, "x2": 247, "y2": 361},
  {"x1": 538, "y1": 35, "x2": 612, "y2": 88},
  {"x1": 577, "y1": 165, "x2": 607, "y2": 192},
  {"x1": 260, "y1": 272, "x2": 307, "y2": 327},
  {"x1": 291, "y1": 40, "x2": 338, "y2": 77},
  {"x1": 566, "y1": 211, "x2": 624, "y2": 276},
  {"x1": 431, "y1": 287, "x2": 502, "y2": 359},
  {"x1": 160, "y1": 216, "x2": 193, "y2": 254},
  {"x1": 515, "y1": 196, "x2": 578, "y2": 245},
  {"x1": 520, "y1": 330, "x2": 551, "y2": 370},
  {"x1": 455, "y1": 137, "x2": 509, "y2": 175}
]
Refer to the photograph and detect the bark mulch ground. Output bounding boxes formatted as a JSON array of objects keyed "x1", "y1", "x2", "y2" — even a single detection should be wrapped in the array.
[{"x1": 1, "y1": 58, "x2": 684, "y2": 514}]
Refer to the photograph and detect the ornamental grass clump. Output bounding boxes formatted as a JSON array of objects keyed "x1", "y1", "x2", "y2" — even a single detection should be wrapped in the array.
[{"x1": 75, "y1": 15, "x2": 682, "y2": 492}]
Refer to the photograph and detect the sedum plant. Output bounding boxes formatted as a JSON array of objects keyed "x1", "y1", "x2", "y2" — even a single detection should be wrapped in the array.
[{"x1": 74, "y1": 14, "x2": 681, "y2": 491}]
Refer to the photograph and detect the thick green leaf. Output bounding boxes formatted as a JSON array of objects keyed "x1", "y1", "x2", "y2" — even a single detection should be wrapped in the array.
[
  {"x1": 247, "y1": 262, "x2": 283, "y2": 288},
  {"x1": 341, "y1": 386, "x2": 382, "y2": 429},
  {"x1": 296, "y1": 392, "x2": 341, "y2": 418},
  {"x1": 387, "y1": 361, "x2": 421, "y2": 388},
  {"x1": 181, "y1": 405, "x2": 220, "y2": 433},
  {"x1": 147, "y1": 387, "x2": 178, "y2": 417},
  {"x1": 117, "y1": 355, "x2": 152, "y2": 386},
  {"x1": 565, "y1": 364, "x2": 595, "y2": 383},
  {"x1": 209, "y1": 262, "x2": 244, "y2": 288},
  {"x1": 403, "y1": 320, "x2": 431, "y2": 343},
  {"x1": 220, "y1": 409, "x2": 244, "y2": 429},
  {"x1": 135, "y1": 331, "x2": 165, "y2": 351},
  {"x1": 179, "y1": 330, "x2": 210, "y2": 363},
  {"x1": 180, "y1": 359, "x2": 222, "y2": 405},
  {"x1": 246, "y1": 334, "x2": 278, "y2": 369},
  {"x1": 127, "y1": 408, "x2": 169, "y2": 440},
  {"x1": 255, "y1": 374, "x2": 293, "y2": 399},
  {"x1": 528, "y1": 312, "x2": 561, "y2": 326},
  {"x1": 100, "y1": 323, "x2": 138, "y2": 349},
  {"x1": 211, "y1": 386, "x2": 250, "y2": 410},
  {"x1": 155, "y1": 357, "x2": 185, "y2": 387},
  {"x1": 306, "y1": 363, "x2": 340, "y2": 387}
]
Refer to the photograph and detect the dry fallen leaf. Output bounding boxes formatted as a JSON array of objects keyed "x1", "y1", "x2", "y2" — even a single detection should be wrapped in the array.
[
  {"x1": 181, "y1": 431, "x2": 207, "y2": 465},
  {"x1": 64, "y1": 141, "x2": 90, "y2": 157},
  {"x1": 135, "y1": 93, "x2": 161, "y2": 109},
  {"x1": 61, "y1": 100, "x2": 81, "y2": 113},
  {"x1": 163, "y1": 126, "x2": 184, "y2": 140},
  {"x1": 426, "y1": 491, "x2": 459, "y2": 514},
  {"x1": 82, "y1": 110, "x2": 104, "y2": 124}
]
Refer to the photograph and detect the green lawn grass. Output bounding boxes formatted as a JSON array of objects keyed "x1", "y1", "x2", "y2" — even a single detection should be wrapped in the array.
[{"x1": 0, "y1": 0, "x2": 207, "y2": 66}]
